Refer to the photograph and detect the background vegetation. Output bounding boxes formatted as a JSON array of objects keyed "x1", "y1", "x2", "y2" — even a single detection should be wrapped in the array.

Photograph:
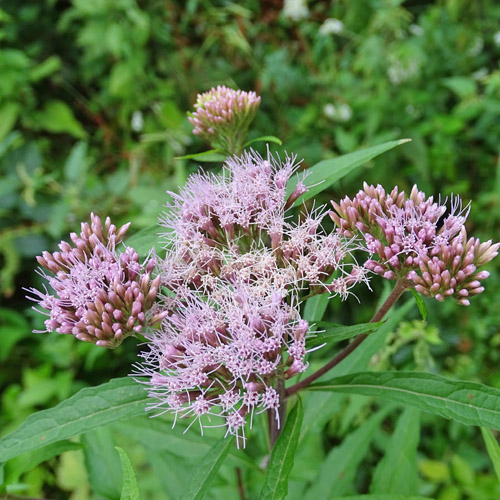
[{"x1": 1, "y1": 0, "x2": 500, "y2": 498}]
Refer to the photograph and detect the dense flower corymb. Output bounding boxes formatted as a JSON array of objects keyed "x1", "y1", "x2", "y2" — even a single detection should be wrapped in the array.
[
  {"x1": 330, "y1": 183, "x2": 499, "y2": 304},
  {"x1": 28, "y1": 213, "x2": 165, "y2": 348},
  {"x1": 188, "y1": 86, "x2": 261, "y2": 154},
  {"x1": 136, "y1": 149, "x2": 369, "y2": 441}
]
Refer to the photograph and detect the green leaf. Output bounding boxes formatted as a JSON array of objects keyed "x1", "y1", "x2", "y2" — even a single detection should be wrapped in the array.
[
  {"x1": 304, "y1": 407, "x2": 391, "y2": 500},
  {"x1": 82, "y1": 428, "x2": 122, "y2": 500},
  {"x1": 303, "y1": 294, "x2": 329, "y2": 323},
  {"x1": 411, "y1": 289, "x2": 427, "y2": 321},
  {"x1": 115, "y1": 447, "x2": 140, "y2": 500},
  {"x1": 310, "y1": 371, "x2": 500, "y2": 429},
  {"x1": 175, "y1": 149, "x2": 226, "y2": 162},
  {"x1": 481, "y1": 427, "x2": 500, "y2": 483},
  {"x1": 29, "y1": 55, "x2": 61, "y2": 82},
  {"x1": 64, "y1": 141, "x2": 88, "y2": 184},
  {"x1": 0, "y1": 102, "x2": 20, "y2": 142},
  {"x1": 244, "y1": 135, "x2": 283, "y2": 147},
  {"x1": 306, "y1": 322, "x2": 383, "y2": 348},
  {"x1": 180, "y1": 436, "x2": 234, "y2": 500},
  {"x1": 116, "y1": 417, "x2": 257, "y2": 470},
  {"x1": 2, "y1": 440, "x2": 83, "y2": 487},
  {"x1": 300, "y1": 298, "x2": 414, "y2": 440},
  {"x1": 0, "y1": 377, "x2": 148, "y2": 462},
  {"x1": 36, "y1": 100, "x2": 86, "y2": 139},
  {"x1": 125, "y1": 225, "x2": 163, "y2": 255},
  {"x1": 287, "y1": 139, "x2": 411, "y2": 206},
  {"x1": 258, "y1": 398, "x2": 303, "y2": 500},
  {"x1": 371, "y1": 407, "x2": 420, "y2": 494},
  {"x1": 330, "y1": 496, "x2": 434, "y2": 500}
]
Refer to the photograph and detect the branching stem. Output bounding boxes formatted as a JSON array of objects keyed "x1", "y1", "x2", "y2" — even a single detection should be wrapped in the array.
[{"x1": 286, "y1": 280, "x2": 409, "y2": 398}]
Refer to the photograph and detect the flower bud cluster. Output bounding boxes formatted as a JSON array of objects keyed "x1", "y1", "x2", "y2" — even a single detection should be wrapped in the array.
[
  {"x1": 28, "y1": 213, "x2": 165, "y2": 348},
  {"x1": 188, "y1": 86, "x2": 261, "y2": 154},
  {"x1": 330, "y1": 183, "x2": 499, "y2": 304}
]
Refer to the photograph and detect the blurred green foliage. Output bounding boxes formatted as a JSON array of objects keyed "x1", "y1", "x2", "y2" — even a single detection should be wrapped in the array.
[{"x1": 2, "y1": 0, "x2": 500, "y2": 498}]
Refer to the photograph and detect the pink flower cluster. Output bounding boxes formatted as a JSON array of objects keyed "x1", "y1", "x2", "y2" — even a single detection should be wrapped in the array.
[
  {"x1": 136, "y1": 150, "x2": 367, "y2": 440},
  {"x1": 188, "y1": 86, "x2": 261, "y2": 153},
  {"x1": 137, "y1": 280, "x2": 308, "y2": 439},
  {"x1": 330, "y1": 183, "x2": 499, "y2": 304},
  {"x1": 28, "y1": 213, "x2": 165, "y2": 348}
]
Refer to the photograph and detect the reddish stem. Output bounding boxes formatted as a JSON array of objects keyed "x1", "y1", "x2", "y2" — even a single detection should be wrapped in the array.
[{"x1": 286, "y1": 280, "x2": 409, "y2": 398}]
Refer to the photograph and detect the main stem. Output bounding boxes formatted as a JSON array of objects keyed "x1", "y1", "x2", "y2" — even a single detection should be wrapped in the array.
[{"x1": 286, "y1": 280, "x2": 408, "y2": 398}]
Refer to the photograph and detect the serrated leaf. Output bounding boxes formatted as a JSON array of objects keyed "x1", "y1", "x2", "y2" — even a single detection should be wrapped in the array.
[
  {"x1": 180, "y1": 436, "x2": 234, "y2": 500},
  {"x1": 175, "y1": 149, "x2": 226, "y2": 162},
  {"x1": 371, "y1": 407, "x2": 420, "y2": 494},
  {"x1": 481, "y1": 427, "x2": 500, "y2": 483},
  {"x1": 411, "y1": 289, "x2": 427, "y2": 321},
  {"x1": 304, "y1": 407, "x2": 391, "y2": 500},
  {"x1": 0, "y1": 377, "x2": 148, "y2": 462},
  {"x1": 82, "y1": 428, "x2": 122, "y2": 500},
  {"x1": 306, "y1": 322, "x2": 383, "y2": 348},
  {"x1": 287, "y1": 139, "x2": 411, "y2": 206},
  {"x1": 2, "y1": 440, "x2": 83, "y2": 486},
  {"x1": 115, "y1": 447, "x2": 140, "y2": 500},
  {"x1": 244, "y1": 135, "x2": 283, "y2": 147},
  {"x1": 258, "y1": 398, "x2": 303, "y2": 500},
  {"x1": 310, "y1": 371, "x2": 500, "y2": 429}
]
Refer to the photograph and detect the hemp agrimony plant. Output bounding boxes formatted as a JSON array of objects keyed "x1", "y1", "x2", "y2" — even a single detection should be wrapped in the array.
[{"x1": 3, "y1": 87, "x2": 500, "y2": 499}]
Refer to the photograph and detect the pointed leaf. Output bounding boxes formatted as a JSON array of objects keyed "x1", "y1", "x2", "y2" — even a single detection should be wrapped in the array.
[
  {"x1": 371, "y1": 407, "x2": 420, "y2": 494},
  {"x1": 481, "y1": 427, "x2": 500, "y2": 483},
  {"x1": 310, "y1": 371, "x2": 500, "y2": 429},
  {"x1": 0, "y1": 377, "x2": 148, "y2": 462},
  {"x1": 175, "y1": 149, "x2": 226, "y2": 162},
  {"x1": 258, "y1": 398, "x2": 303, "y2": 500},
  {"x1": 115, "y1": 447, "x2": 140, "y2": 500},
  {"x1": 244, "y1": 135, "x2": 283, "y2": 147},
  {"x1": 307, "y1": 322, "x2": 383, "y2": 348},
  {"x1": 287, "y1": 139, "x2": 411, "y2": 205},
  {"x1": 411, "y1": 289, "x2": 427, "y2": 321},
  {"x1": 180, "y1": 436, "x2": 234, "y2": 500}
]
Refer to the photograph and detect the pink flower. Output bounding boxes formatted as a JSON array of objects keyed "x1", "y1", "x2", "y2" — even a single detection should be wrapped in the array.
[
  {"x1": 330, "y1": 183, "x2": 499, "y2": 304},
  {"x1": 188, "y1": 86, "x2": 261, "y2": 153},
  {"x1": 28, "y1": 214, "x2": 165, "y2": 347},
  {"x1": 134, "y1": 278, "x2": 309, "y2": 442}
]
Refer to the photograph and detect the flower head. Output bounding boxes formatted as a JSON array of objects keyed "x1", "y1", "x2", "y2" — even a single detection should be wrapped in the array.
[
  {"x1": 28, "y1": 213, "x2": 165, "y2": 347},
  {"x1": 188, "y1": 86, "x2": 261, "y2": 154},
  {"x1": 137, "y1": 149, "x2": 369, "y2": 441},
  {"x1": 135, "y1": 278, "x2": 309, "y2": 442},
  {"x1": 330, "y1": 183, "x2": 499, "y2": 304}
]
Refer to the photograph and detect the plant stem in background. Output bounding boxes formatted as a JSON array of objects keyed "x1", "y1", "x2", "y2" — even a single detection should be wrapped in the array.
[
  {"x1": 286, "y1": 280, "x2": 409, "y2": 397},
  {"x1": 236, "y1": 467, "x2": 247, "y2": 500}
]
